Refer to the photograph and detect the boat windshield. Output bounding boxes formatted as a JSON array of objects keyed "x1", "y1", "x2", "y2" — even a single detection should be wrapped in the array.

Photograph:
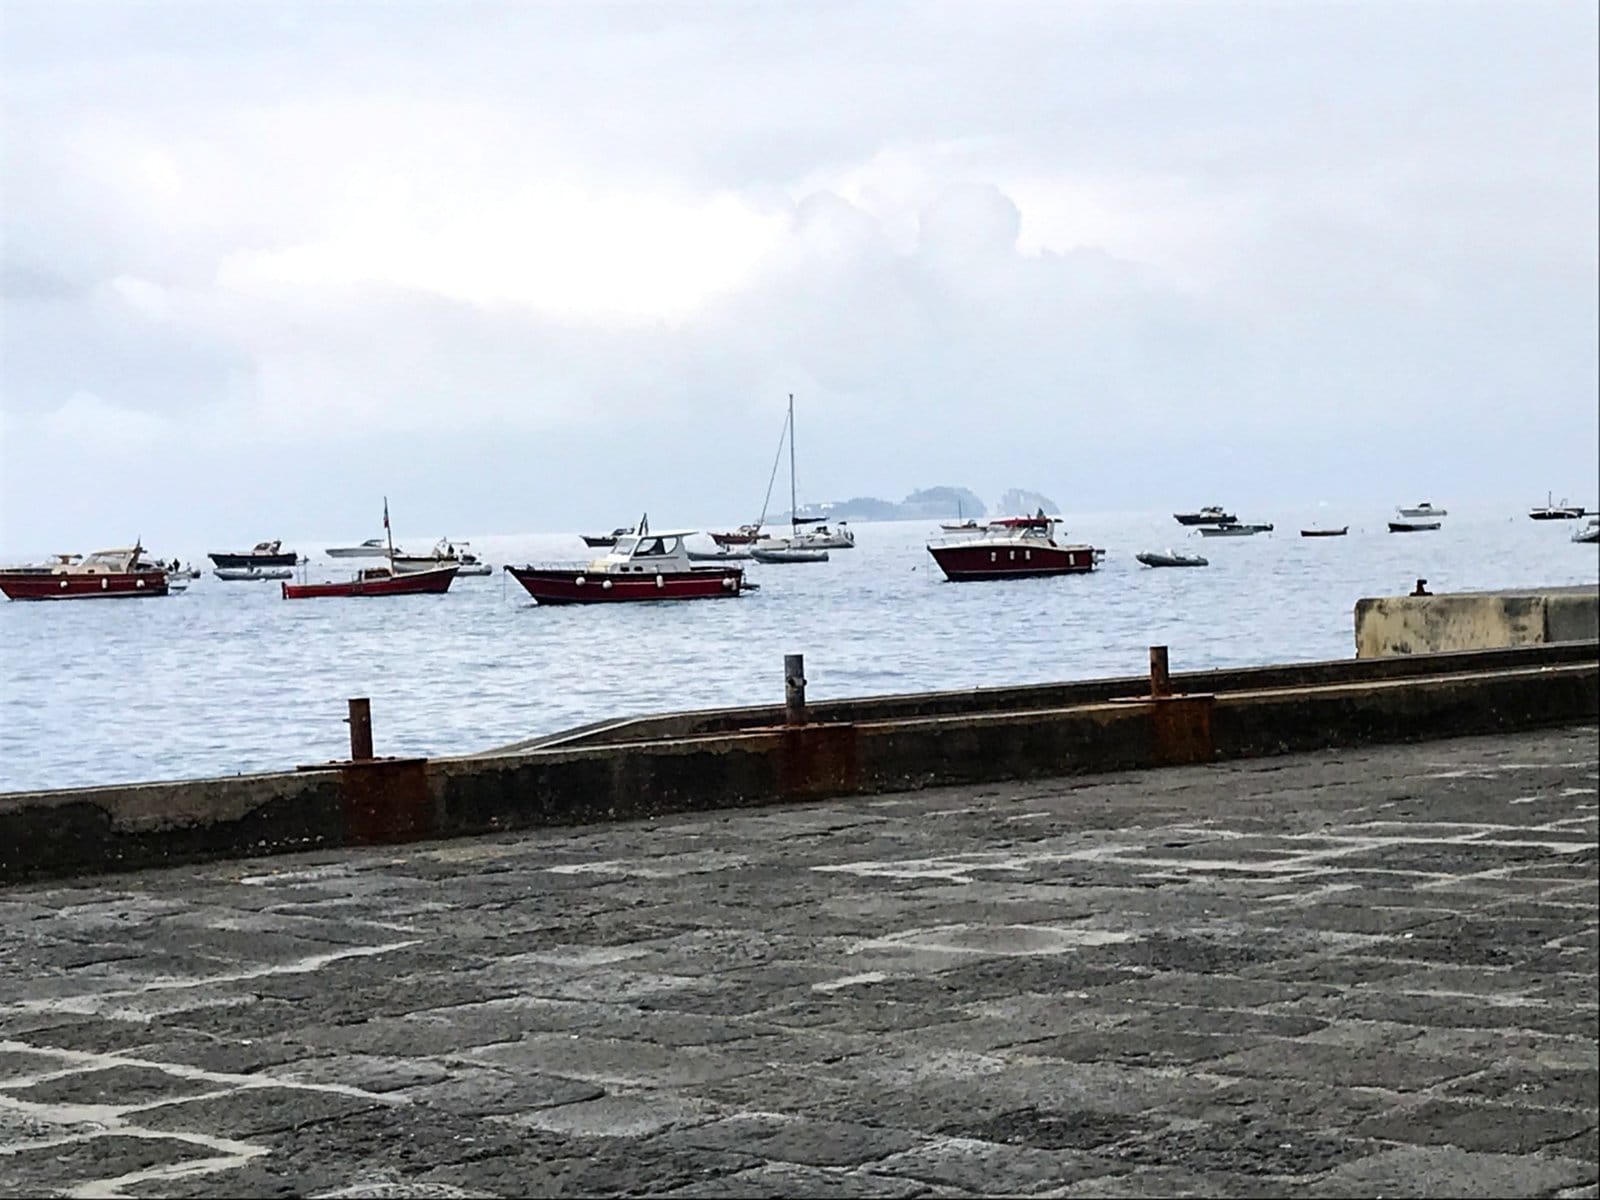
[
  {"x1": 79, "y1": 551, "x2": 130, "y2": 571},
  {"x1": 612, "y1": 537, "x2": 639, "y2": 555}
]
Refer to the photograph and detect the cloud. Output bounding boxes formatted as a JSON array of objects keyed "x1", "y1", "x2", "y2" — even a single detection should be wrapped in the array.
[{"x1": 1, "y1": 2, "x2": 1595, "y2": 549}]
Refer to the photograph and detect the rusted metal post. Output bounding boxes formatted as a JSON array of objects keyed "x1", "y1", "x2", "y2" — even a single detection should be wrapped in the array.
[
  {"x1": 784, "y1": 654, "x2": 807, "y2": 726},
  {"x1": 1149, "y1": 646, "x2": 1172, "y2": 699},
  {"x1": 347, "y1": 697, "x2": 374, "y2": 761}
]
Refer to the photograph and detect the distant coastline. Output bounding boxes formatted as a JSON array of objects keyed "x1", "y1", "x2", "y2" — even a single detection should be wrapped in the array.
[{"x1": 788, "y1": 486, "x2": 1060, "y2": 523}]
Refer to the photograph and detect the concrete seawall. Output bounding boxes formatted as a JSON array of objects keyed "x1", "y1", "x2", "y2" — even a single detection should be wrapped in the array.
[
  {"x1": 2, "y1": 641, "x2": 1594, "y2": 884},
  {"x1": 1355, "y1": 584, "x2": 1599, "y2": 657}
]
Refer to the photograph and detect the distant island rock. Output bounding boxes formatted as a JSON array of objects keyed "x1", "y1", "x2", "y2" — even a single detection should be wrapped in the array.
[
  {"x1": 790, "y1": 487, "x2": 985, "y2": 522},
  {"x1": 790, "y1": 486, "x2": 1061, "y2": 522},
  {"x1": 995, "y1": 488, "x2": 1060, "y2": 516}
]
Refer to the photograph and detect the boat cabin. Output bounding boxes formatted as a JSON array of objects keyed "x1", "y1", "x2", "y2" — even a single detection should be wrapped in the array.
[
  {"x1": 63, "y1": 547, "x2": 161, "y2": 575},
  {"x1": 595, "y1": 530, "x2": 699, "y2": 574}
]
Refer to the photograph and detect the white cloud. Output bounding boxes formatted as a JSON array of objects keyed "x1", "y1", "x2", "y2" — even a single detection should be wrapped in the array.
[{"x1": 1, "y1": 2, "x2": 1595, "y2": 548}]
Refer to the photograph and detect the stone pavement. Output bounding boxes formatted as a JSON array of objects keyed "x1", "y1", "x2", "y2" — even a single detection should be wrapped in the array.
[{"x1": 1, "y1": 728, "x2": 1596, "y2": 1199}]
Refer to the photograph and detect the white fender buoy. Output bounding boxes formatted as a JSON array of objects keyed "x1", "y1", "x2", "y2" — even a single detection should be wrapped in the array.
[
  {"x1": 656, "y1": 575, "x2": 664, "y2": 588},
  {"x1": 602, "y1": 579, "x2": 613, "y2": 590},
  {"x1": 101, "y1": 578, "x2": 109, "y2": 590},
  {"x1": 575, "y1": 575, "x2": 586, "y2": 586}
]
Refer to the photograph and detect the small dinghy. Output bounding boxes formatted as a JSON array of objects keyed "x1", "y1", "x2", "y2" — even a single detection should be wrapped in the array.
[
  {"x1": 215, "y1": 566, "x2": 295, "y2": 581},
  {"x1": 750, "y1": 545, "x2": 830, "y2": 564},
  {"x1": 1136, "y1": 550, "x2": 1208, "y2": 568}
]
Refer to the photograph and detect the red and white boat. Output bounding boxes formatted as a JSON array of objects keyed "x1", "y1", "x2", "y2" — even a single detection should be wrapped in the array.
[
  {"x1": 282, "y1": 561, "x2": 458, "y2": 599},
  {"x1": 0, "y1": 545, "x2": 171, "y2": 601},
  {"x1": 926, "y1": 515, "x2": 1101, "y2": 582},
  {"x1": 710, "y1": 523, "x2": 764, "y2": 548},
  {"x1": 507, "y1": 522, "x2": 744, "y2": 604}
]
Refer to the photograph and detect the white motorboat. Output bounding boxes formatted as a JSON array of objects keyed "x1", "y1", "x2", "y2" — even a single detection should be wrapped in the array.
[
  {"x1": 1198, "y1": 522, "x2": 1273, "y2": 537},
  {"x1": 214, "y1": 566, "x2": 295, "y2": 581},
  {"x1": 326, "y1": 538, "x2": 397, "y2": 558},
  {"x1": 1136, "y1": 550, "x2": 1208, "y2": 567},
  {"x1": 392, "y1": 539, "x2": 493, "y2": 576},
  {"x1": 1396, "y1": 502, "x2": 1446, "y2": 519},
  {"x1": 1572, "y1": 517, "x2": 1600, "y2": 544}
]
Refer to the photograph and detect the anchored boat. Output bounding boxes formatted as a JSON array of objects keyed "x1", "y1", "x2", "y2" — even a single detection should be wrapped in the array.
[
  {"x1": 1136, "y1": 550, "x2": 1208, "y2": 568},
  {"x1": 1529, "y1": 492, "x2": 1586, "y2": 521},
  {"x1": 286, "y1": 499, "x2": 458, "y2": 598},
  {"x1": 282, "y1": 562, "x2": 458, "y2": 599},
  {"x1": 208, "y1": 539, "x2": 301, "y2": 569},
  {"x1": 215, "y1": 566, "x2": 295, "y2": 581},
  {"x1": 581, "y1": 526, "x2": 636, "y2": 548},
  {"x1": 927, "y1": 514, "x2": 1100, "y2": 582},
  {"x1": 0, "y1": 544, "x2": 172, "y2": 601},
  {"x1": 507, "y1": 518, "x2": 745, "y2": 604},
  {"x1": 392, "y1": 539, "x2": 493, "y2": 576},
  {"x1": 1389, "y1": 519, "x2": 1441, "y2": 533}
]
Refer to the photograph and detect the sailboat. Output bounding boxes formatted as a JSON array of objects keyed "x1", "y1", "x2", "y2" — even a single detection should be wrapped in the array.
[{"x1": 749, "y1": 395, "x2": 853, "y2": 563}]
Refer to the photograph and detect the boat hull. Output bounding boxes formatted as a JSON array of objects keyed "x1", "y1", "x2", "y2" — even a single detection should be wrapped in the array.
[
  {"x1": 928, "y1": 543, "x2": 1097, "y2": 582},
  {"x1": 1174, "y1": 512, "x2": 1235, "y2": 526},
  {"x1": 215, "y1": 567, "x2": 293, "y2": 581},
  {"x1": 393, "y1": 558, "x2": 493, "y2": 576},
  {"x1": 1136, "y1": 553, "x2": 1207, "y2": 567},
  {"x1": 751, "y1": 548, "x2": 829, "y2": 563},
  {"x1": 0, "y1": 571, "x2": 169, "y2": 600},
  {"x1": 1300, "y1": 528, "x2": 1348, "y2": 537},
  {"x1": 326, "y1": 545, "x2": 389, "y2": 558},
  {"x1": 507, "y1": 566, "x2": 743, "y2": 604},
  {"x1": 281, "y1": 565, "x2": 459, "y2": 599},
  {"x1": 1199, "y1": 524, "x2": 1273, "y2": 537},
  {"x1": 1388, "y1": 521, "x2": 1441, "y2": 533},
  {"x1": 1530, "y1": 510, "x2": 1585, "y2": 521}
]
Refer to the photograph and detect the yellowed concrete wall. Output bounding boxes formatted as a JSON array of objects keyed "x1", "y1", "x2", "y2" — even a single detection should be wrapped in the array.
[{"x1": 1355, "y1": 587, "x2": 1599, "y2": 658}]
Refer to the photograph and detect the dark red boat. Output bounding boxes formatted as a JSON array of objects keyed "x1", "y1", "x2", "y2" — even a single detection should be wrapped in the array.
[
  {"x1": 281, "y1": 563, "x2": 458, "y2": 599},
  {"x1": 508, "y1": 525, "x2": 744, "y2": 604},
  {"x1": 709, "y1": 523, "x2": 764, "y2": 548},
  {"x1": 0, "y1": 545, "x2": 170, "y2": 601},
  {"x1": 927, "y1": 515, "x2": 1101, "y2": 582}
]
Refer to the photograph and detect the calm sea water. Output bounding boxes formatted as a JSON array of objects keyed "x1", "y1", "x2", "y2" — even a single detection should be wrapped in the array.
[{"x1": 4, "y1": 507, "x2": 1596, "y2": 793}]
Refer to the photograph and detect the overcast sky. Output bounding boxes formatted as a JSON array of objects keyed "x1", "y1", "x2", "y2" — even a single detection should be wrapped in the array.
[{"x1": 2, "y1": 1, "x2": 1596, "y2": 550}]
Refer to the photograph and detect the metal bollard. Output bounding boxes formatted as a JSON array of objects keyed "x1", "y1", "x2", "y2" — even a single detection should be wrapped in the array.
[
  {"x1": 784, "y1": 654, "x2": 808, "y2": 726},
  {"x1": 347, "y1": 697, "x2": 374, "y2": 761},
  {"x1": 1149, "y1": 646, "x2": 1172, "y2": 699}
]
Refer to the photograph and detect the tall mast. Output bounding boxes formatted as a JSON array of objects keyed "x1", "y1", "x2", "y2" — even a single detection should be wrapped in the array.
[
  {"x1": 384, "y1": 496, "x2": 395, "y2": 561},
  {"x1": 788, "y1": 393, "x2": 797, "y2": 532}
]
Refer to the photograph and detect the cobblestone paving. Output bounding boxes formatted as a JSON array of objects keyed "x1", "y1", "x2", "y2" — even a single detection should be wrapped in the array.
[{"x1": 1, "y1": 728, "x2": 1596, "y2": 1198}]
